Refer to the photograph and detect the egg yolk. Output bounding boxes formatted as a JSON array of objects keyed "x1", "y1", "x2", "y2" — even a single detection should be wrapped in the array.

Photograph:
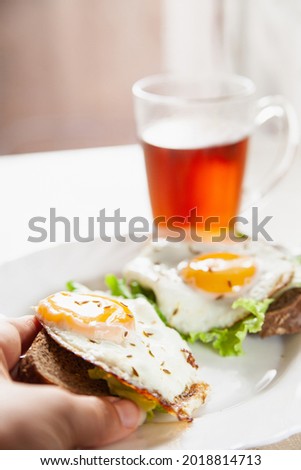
[
  {"x1": 37, "y1": 292, "x2": 135, "y2": 338},
  {"x1": 181, "y1": 252, "x2": 256, "y2": 294}
]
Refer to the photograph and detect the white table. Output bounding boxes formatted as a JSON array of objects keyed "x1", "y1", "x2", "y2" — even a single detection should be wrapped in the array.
[
  {"x1": 0, "y1": 144, "x2": 301, "y2": 450},
  {"x1": 0, "y1": 145, "x2": 152, "y2": 263}
]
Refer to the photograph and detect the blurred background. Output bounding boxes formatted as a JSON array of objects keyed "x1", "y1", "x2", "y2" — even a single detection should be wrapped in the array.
[{"x1": 0, "y1": 0, "x2": 300, "y2": 155}]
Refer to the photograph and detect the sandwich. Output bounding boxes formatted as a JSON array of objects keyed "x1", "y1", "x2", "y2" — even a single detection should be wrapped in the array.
[
  {"x1": 19, "y1": 290, "x2": 208, "y2": 422},
  {"x1": 122, "y1": 239, "x2": 301, "y2": 356}
]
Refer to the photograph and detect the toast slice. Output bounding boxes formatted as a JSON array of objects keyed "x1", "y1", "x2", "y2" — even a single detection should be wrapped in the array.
[
  {"x1": 18, "y1": 321, "x2": 208, "y2": 421},
  {"x1": 261, "y1": 287, "x2": 301, "y2": 337},
  {"x1": 18, "y1": 329, "x2": 109, "y2": 396}
]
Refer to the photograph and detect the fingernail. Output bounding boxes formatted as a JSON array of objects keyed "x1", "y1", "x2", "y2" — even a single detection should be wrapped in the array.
[{"x1": 114, "y1": 400, "x2": 146, "y2": 429}]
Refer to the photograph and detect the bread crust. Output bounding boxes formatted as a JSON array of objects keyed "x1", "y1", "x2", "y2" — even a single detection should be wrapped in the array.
[
  {"x1": 261, "y1": 287, "x2": 301, "y2": 337},
  {"x1": 18, "y1": 329, "x2": 109, "y2": 396}
]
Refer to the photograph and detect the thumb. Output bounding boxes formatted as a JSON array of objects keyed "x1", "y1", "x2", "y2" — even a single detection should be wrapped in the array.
[
  {"x1": 68, "y1": 394, "x2": 146, "y2": 448},
  {"x1": 0, "y1": 383, "x2": 146, "y2": 449}
]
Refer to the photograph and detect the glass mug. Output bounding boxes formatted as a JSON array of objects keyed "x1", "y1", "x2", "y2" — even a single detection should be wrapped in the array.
[{"x1": 132, "y1": 74, "x2": 299, "y2": 233}]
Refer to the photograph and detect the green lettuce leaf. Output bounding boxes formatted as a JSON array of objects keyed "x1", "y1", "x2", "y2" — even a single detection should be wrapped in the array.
[
  {"x1": 129, "y1": 280, "x2": 168, "y2": 325},
  {"x1": 66, "y1": 280, "x2": 78, "y2": 292},
  {"x1": 104, "y1": 274, "x2": 133, "y2": 299},
  {"x1": 105, "y1": 274, "x2": 168, "y2": 325},
  {"x1": 66, "y1": 280, "x2": 87, "y2": 292},
  {"x1": 186, "y1": 298, "x2": 274, "y2": 356},
  {"x1": 88, "y1": 366, "x2": 164, "y2": 420}
]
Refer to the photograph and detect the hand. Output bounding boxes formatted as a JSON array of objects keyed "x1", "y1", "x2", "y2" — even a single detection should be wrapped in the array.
[{"x1": 0, "y1": 315, "x2": 145, "y2": 449}]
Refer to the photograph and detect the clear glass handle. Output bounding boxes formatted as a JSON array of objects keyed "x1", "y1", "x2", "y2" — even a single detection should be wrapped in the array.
[{"x1": 241, "y1": 95, "x2": 299, "y2": 211}]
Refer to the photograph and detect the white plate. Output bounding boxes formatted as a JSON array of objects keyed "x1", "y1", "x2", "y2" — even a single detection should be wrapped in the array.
[{"x1": 1, "y1": 238, "x2": 301, "y2": 449}]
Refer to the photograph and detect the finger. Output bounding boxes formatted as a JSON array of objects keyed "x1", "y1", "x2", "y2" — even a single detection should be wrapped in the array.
[
  {"x1": 8, "y1": 316, "x2": 41, "y2": 353},
  {"x1": 68, "y1": 394, "x2": 146, "y2": 448},
  {"x1": 0, "y1": 316, "x2": 41, "y2": 371}
]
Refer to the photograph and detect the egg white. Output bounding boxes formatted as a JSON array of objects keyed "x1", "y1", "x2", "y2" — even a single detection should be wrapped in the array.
[{"x1": 123, "y1": 239, "x2": 295, "y2": 334}]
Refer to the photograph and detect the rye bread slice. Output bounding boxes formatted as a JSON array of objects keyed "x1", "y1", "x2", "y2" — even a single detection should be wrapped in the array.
[
  {"x1": 18, "y1": 329, "x2": 109, "y2": 396},
  {"x1": 261, "y1": 287, "x2": 301, "y2": 337}
]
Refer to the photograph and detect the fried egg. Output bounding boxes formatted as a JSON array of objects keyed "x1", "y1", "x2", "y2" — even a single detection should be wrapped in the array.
[
  {"x1": 36, "y1": 291, "x2": 208, "y2": 421},
  {"x1": 123, "y1": 239, "x2": 297, "y2": 334}
]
